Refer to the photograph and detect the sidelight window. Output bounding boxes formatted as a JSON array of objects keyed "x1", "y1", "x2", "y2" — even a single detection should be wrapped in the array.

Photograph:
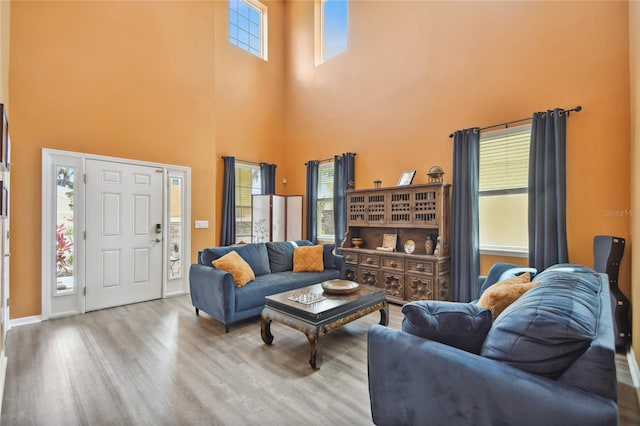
[{"x1": 56, "y1": 166, "x2": 75, "y2": 295}]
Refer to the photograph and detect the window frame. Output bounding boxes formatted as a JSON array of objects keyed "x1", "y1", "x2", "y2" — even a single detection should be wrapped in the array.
[
  {"x1": 229, "y1": 0, "x2": 269, "y2": 61},
  {"x1": 314, "y1": 0, "x2": 348, "y2": 66},
  {"x1": 478, "y1": 124, "x2": 531, "y2": 258},
  {"x1": 316, "y1": 161, "x2": 335, "y2": 241},
  {"x1": 235, "y1": 162, "x2": 261, "y2": 244}
]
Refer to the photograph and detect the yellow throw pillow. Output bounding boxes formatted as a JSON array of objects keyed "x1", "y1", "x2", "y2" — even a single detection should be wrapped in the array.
[
  {"x1": 212, "y1": 250, "x2": 255, "y2": 287},
  {"x1": 293, "y1": 245, "x2": 324, "y2": 272},
  {"x1": 477, "y1": 273, "x2": 540, "y2": 319}
]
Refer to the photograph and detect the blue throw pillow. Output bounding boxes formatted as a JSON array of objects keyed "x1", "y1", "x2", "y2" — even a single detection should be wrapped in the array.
[
  {"x1": 322, "y1": 244, "x2": 336, "y2": 270},
  {"x1": 266, "y1": 241, "x2": 297, "y2": 273},
  {"x1": 402, "y1": 301, "x2": 493, "y2": 354},
  {"x1": 480, "y1": 266, "x2": 600, "y2": 379},
  {"x1": 202, "y1": 244, "x2": 271, "y2": 276},
  {"x1": 479, "y1": 262, "x2": 537, "y2": 296}
]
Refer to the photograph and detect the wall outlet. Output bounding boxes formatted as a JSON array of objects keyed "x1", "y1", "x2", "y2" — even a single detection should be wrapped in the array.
[{"x1": 195, "y1": 220, "x2": 209, "y2": 229}]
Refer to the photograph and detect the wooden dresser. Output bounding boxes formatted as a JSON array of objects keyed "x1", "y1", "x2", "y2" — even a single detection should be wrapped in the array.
[{"x1": 340, "y1": 182, "x2": 450, "y2": 304}]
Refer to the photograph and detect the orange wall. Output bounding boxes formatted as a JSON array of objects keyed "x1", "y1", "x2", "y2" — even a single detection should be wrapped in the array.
[
  {"x1": 8, "y1": 0, "x2": 284, "y2": 318},
  {"x1": 214, "y1": 0, "x2": 286, "y2": 244},
  {"x1": 0, "y1": 0, "x2": 8, "y2": 106},
  {"x1": 284, "y1": 1, "x2": 631, "y2": 294},
  {"x1": 6, "y1": 1, "x2": 633, "y2": 318},
  {"x1": 629, "y1": 0, "x2": 639, "y2": 363}
]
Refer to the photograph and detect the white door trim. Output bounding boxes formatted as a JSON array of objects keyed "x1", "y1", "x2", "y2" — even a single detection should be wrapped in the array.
[{"x1": 41, "y1": 149, "x2": 191, "y2": 320}]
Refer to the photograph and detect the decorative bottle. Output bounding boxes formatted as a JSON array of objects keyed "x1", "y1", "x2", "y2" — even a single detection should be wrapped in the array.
[{"x1": 425, "y1": 235, "x2": 434, "y2": 255}]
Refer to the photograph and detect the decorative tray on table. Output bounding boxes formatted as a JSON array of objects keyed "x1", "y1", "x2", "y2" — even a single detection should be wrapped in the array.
[{"x1": 321, "y1": 279, "x2": 360, "y2": 295}]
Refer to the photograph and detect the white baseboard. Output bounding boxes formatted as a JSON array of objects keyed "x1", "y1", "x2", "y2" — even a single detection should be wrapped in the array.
[
  {"x1": 9, "y1": 315, "x2": 42, "y2": 328},
  {"x1": 164, "y1": 290, "x2": 187, "y2": 298},
  {"x1": 627, "y1": 348, "x2": 640, "y2": 404}
]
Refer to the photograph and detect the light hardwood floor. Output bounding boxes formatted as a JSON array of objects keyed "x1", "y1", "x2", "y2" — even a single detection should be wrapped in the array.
[{"x1": 1, "y1": 295, "x2": 638, "y2": 425}]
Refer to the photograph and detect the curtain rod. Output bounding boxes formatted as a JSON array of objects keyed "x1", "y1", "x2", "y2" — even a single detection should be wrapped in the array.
[
  {"x1": 305, "y1": 152, "x2": 356, "y2": 166},
  {"x1": 448, "y1": 105, "x2": 582, "y2": 138},
  {"x1": 220, "y1": 156, "x2": 263, "y2": 166}
]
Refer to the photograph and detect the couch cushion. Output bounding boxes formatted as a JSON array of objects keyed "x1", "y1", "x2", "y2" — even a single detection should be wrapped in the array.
[
  {"x1": 202, "y1": 243, "x2": 271, "y2": 276},
  {"x1": 293, "y1": 245, "x2": 324, "y2": 272},
  {"x1": 402, "y1": 301, "x2": 492, "y2": 354},
  {"x1": 480, "y1": 262, "x2": 537, "y2": 296},
  {"x1": 322, "y1": 244, "x2": 337, "y2": 269},
  {"x1": 266, "y1": 241, "x2": 298, "y2": 273},
  {"x1": 476, "y1": 273, "x2": 540, "y2": 319},
  {"x1": 234, "y1": 269, "x2": 341, "y2": 312},
  {"x1": 480, "y1": 266, "x2": 600, "y2": 379},
  {"x1": 212, "y1": 251, "x2": 255, "y2": 287}
]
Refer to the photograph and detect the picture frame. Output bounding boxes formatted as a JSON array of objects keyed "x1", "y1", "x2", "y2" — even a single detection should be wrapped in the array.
[
  {"x1": 0, "y1": 103, "x2": 9, "y2": 169},
  {"x1": 0, "y1": 181, "x2": 7, "y2": 217},
  {"x1": 382, "y1": 233, "x2": 397, "y2": 251},
  {"x1": 397, "y1": 170, "x2": 416, "y2": 186}
]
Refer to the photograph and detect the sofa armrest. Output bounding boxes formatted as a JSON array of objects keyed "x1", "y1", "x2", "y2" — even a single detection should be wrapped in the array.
[
  {"x1": 368, "y1": 325, "x2": 617, "y2": 426},
  {"x1": 189, "y1": 264, "x2": 236, "y2": 324}
]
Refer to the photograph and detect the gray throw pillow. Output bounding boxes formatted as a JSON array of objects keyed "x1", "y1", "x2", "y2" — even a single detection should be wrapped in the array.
[{"x1": 402, "y1": 301, "x2": 493, "y2": 354}]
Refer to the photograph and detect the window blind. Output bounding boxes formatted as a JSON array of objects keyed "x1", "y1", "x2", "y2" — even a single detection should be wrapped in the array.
[
  {"x1": 479, "y1": 125, "x2": 531, "y2": 193},
  {"x1": 318, "y1": 162, "x2": 334, "y2": 199}
]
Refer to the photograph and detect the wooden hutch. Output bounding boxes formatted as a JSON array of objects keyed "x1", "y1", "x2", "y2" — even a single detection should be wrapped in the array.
[{"x1": 340, "y1": 182, "x2": 451, "y2": 304}]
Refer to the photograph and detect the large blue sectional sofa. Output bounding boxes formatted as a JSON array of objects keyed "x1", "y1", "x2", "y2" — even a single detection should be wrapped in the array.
[
  {"x1": 368, "y1": 264, "x2": 618, "y2": 425},
  {"x1": 189, "y1": 240, "x2": 345, "y2": 332}
]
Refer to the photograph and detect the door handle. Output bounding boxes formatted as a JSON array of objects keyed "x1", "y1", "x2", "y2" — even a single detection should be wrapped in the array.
[{"x1": 152, "y1": 238, "x2": 161, "y2": 243}]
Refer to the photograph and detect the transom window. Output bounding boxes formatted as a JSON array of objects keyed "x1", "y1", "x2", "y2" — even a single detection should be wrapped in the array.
[
  {"x1": 229, "y1": 0, "x2": 268, "y2": 60},
  {"x1": 235, "y1": 163, "x2": 261, "y2": 243},
  {"x1": 317, "y1": 161, "x2": 335, "y2": 241},
  {"x1": 315, "y1": 0, "x2": 348, "y2": 65},
  {"x1": 479, "y1": 125, "x2": 531, "y2": 256}
]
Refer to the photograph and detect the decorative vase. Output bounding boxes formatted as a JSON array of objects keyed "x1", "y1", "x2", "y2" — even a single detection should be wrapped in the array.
[
  {"x1": 433, "y1": 236, "x2": 442, "y2": 257},
  {"x1": 425, "y1": 235, "x2": 434, "y2": 255},
  {"x1": 352, "y1": 237, "x2": 363, "y2": 249}
]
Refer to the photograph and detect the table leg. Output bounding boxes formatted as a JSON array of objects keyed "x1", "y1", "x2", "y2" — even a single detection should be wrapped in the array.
[
  {"x1": 379, "y1": 302, "x2": 389, "y2": 326},
  {"x1": 261, "y1": 317, "x2": 274, "y2": 344},
  {"x1": 306, "y1": 330, "x2": 323, "y2": 369}
]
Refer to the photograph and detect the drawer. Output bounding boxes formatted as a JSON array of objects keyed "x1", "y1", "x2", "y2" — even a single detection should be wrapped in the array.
[
  {"x1": 358, "y1": 267, "x2": 381, "y2": 287},
  {"x1": 405, "y1": 274, "x2": 435, "y2": 301},
  {"x1": 381, "y1": 256, "x2": 404, "y2": 271},
  {"x1": 381, "y1": 271, "x2": 404, "y2": 300},
  {"x1": 406, "y1": 259, "x2": 435, "y2": 275},
  {"x1": 359, "y1": 254, "x2": 380, "y2": 267},
  {"x1": 343, "y1": 252, "x2": 358, "y2": 264}
]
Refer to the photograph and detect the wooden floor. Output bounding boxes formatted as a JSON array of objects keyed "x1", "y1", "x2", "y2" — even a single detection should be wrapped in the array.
[{"x1": 1, "y1": 295, "x2": 638, "y2": 425}]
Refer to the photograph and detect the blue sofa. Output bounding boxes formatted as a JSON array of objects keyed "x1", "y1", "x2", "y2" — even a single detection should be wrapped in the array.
[
  {"x1": 189, "y1": 240, "x2": 345, "y2": 332},
  {"x1": 368, "y1": 264, "x2": 618, "y2": 425}
]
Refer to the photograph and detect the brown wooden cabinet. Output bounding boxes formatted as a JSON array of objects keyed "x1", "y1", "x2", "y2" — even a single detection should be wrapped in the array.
[{"x1": 341, "y1": 182, "x2": 450, "y2": 304}]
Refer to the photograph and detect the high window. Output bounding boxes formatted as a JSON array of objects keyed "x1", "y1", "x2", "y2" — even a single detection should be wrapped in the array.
[
  {"x1": 317, "y1": 161, "x2": 335, "y2": 241},
  {"x1": 235, "y1": 163, "x2": 261, "y2": 243},
  {"x1": 478, "y1": 125, "x2": 531, "y2": 256},
  {"x1": 315, "y1": 0, "x2": 348, "y2": 65},
  {"x1": 229, "y1": 0, "x2": 268, "y2": 60}
]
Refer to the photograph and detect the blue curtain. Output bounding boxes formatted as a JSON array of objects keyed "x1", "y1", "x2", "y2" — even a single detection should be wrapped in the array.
[
  {"x1": 528, "y1": 109, "x2": 568, "y2": 271},
  {"x1": 333, "y1": 153, "x2": 356, "y2": 247},
  {"x1": 220, "y1": 156, "x2": 236, "y2": 246},
  {"x1": 305, "y1": 160, "x2": 319, "y2": 244},
  {"x1": 260, "y1": 163, "x2": 276, "y2": 195},
  {"x1": 451, "y1": 128, "x2": 480, "y2": 302}
]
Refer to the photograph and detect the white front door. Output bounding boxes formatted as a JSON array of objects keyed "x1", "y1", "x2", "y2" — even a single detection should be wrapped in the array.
[{"x1": 85, "y1": 160, "x2": 163, "y2": 311}]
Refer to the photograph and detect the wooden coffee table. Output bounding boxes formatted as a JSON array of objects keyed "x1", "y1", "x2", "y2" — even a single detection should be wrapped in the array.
[{"x1": 260, "y1": 282, "x2": 388, "y2": 369}]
